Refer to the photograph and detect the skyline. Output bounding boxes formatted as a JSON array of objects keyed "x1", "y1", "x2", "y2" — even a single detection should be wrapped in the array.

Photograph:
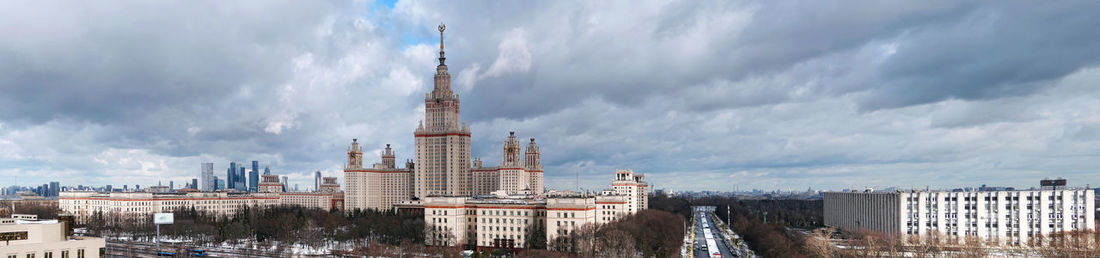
[{"x1": 3, "y1": 1, "x2": 1100, "y2": 191}]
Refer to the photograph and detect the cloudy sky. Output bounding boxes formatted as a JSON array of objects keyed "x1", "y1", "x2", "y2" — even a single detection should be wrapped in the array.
[{"x1": 2, "y1": 0, "x2": 1100, "y2": 192}]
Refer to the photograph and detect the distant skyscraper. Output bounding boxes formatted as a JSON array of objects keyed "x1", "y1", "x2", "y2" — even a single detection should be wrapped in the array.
[
  {"x1": 237, "y1": 166, "x2": 247, "y2": 191},
  {"x1": 264, "y1": 166, "x2": 270, "y2": 175},
  {"x1": 281, "y1": 176, "x2": 288, "y2": 192},
  {"x1": 294, "y1": 184, "x2": 299, "y2": 192},
  {"x1": 213, "y1": 176, "x2": 220, "y2": 190},
  {"x1": 201, "y1": 162, "x2": 214, "y2": 191},
  {"x1": 249, "y1": 161, "x2": 259, "y2": 192},
  {"x1": 49, "y1": 181, "x2": 59, "y2": 197},
  {"x1": 228, "y1": 162, "x2": 237, "y2": 191},
  {"x1": 191, "y1": 178, "x2": 198, "y2": 189},
  {"x1": 169, "y1": 181, "x2": 173, "y2": 190},
  {"x1": 314, "y1": 171, "x2": 322, "y2": 191}
]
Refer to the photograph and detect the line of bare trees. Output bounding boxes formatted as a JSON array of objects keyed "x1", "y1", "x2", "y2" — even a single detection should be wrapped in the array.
[
  {"x1": 547, "y1": 209, "x2": 686, "y2": 257},
  {"x1": 806, "y1": 227, "x2": 1100, "y2": 258},
  {"x1": 80, "y1": 205, "x2": 424, "y2": 252},
  {"x1": 1, "y1": 200, "x2": 61, "y2": 219}
]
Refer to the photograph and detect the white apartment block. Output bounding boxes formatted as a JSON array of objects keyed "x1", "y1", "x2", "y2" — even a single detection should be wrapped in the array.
[
  {"x1": 0, "y1": 215, "x2": 106, "y2": 258},
  {"x1": 825, "y1": 184, "x2": 1095, "y2": 246},
  {"x1": 423, "y1": 169, "x2": 648, "y2": 249}
]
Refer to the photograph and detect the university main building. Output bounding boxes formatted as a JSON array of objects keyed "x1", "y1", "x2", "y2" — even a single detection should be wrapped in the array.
[{"x1": 343, "y1": 24, "x2": 648, "y2": 248}]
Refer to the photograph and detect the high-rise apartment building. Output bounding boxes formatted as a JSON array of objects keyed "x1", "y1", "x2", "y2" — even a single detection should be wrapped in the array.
[{"x1": 201, "y1": 162, "x2": 214, "y2": 192}]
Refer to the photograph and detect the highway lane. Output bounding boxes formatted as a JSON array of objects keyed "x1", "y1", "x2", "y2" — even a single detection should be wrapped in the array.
[{"x1": 692, "y1": 207, "x2": 738, "y2": 257}]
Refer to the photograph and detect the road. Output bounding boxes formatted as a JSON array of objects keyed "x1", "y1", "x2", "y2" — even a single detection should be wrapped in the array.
[{"x1": 691, "y1": 206, "x2": 745, "y2": 258}]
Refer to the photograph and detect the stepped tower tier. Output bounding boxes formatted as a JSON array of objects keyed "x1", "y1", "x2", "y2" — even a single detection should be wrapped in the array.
[{"x1": 414, "y1": 23, "x2": 472, "y2": 198}]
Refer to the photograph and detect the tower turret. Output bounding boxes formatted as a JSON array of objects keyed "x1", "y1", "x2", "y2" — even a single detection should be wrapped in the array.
[
  {"x1": 525, "y1": 138, "x2": 541, "y2": 171},
  {"x1": 502, "y1": 131, "x2": 523, "y2": 167},
  {"x1": 382, "y1": 144, "x2": 396, "y2": 168},
  {"x1": 347, "y1": 138, "x2": 363, "y2": 169}
]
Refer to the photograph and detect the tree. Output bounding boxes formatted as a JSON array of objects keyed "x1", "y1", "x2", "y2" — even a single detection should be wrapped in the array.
[
  {"x1": 805, "y1": 228, "x2": 837, "y2": 258},
  {"x1": 524, "y1": 219, "x2": 547, "y2": 249}
]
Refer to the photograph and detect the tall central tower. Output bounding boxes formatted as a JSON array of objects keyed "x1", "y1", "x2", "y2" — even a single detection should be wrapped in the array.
[{"x1": 414, "y1": 23, "x2": 472, "y2": 198}]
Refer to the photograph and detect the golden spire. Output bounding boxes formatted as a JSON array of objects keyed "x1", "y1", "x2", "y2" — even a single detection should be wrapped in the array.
[{"x1": 438, "y1": 22, "x2": 446, "y2": 65}]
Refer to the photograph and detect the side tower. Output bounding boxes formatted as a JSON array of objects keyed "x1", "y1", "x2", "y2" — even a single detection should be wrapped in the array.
[
  {"x1": 498, "y1": 132, "x2": 527, "y2": 193},
  {"x1": 414, "y1": 23, "x2": 472, "y2": 198},
  {"x1": 525, "y1": 138, "x2": 544, "y2": 193},
  {"x1": 347, "y1": 139, "x2": 363, "y2": 169},
  {"x1": 345, "y1": 140, "x2": 413, "y2": 211}
]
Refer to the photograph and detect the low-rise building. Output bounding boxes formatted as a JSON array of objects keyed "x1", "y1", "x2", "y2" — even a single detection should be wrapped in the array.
[
  {"x1": 0, "y1": 214, "x2": 105, "y2": 258},
  {"x1": 423, "y1": 169, "x2": 648, "y2": 249}
]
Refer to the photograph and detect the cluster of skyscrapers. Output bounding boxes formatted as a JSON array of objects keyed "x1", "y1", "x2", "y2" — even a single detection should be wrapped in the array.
[
  {"x1": 199, "y1": 160, "x2": 282, "y2": 193},
  {"x1": 1, "y1": 181, "x2": 60, "y2": 198}
]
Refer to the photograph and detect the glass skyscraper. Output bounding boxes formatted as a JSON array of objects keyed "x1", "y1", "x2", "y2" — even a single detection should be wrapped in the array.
[
  {"x1": 237, "y1": 166, "x2": 247, "y2": 191},
  {"x1": 228, "y1": 162, "x2": 237, "y2": 191},
  {"x1": 249, "y1": 160, "x2": 259, "y2": 192}
]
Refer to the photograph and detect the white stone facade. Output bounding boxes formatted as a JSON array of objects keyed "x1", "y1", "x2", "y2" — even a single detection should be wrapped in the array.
[
  {"x1": 423, "y1": 169, "x2": 648, "y2": 248},
  {"x1": 825, "y1": 188, "x2": 1096, "y2": 246}
]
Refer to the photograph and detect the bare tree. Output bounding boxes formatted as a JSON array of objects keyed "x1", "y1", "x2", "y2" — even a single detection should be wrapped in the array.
[
  {"x1": 805, "y1": 228, "x2": 837, "y2": 258},
  {"x1": 958, "y1": 235, "x2": 987, "y2": 258},
  {"x1": 596, "y1": 228, "x2": 637, "y2": 258}
]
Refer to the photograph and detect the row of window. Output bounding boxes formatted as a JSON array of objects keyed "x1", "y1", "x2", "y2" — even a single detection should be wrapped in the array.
[{"x1": 6, "y1": 248, "x2": 92, "y2": 258}]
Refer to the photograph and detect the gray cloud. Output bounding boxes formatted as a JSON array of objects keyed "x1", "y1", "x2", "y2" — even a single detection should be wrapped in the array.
[{"x1": 2, "y1": 0, "x2": 1100, "y2": 191}]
